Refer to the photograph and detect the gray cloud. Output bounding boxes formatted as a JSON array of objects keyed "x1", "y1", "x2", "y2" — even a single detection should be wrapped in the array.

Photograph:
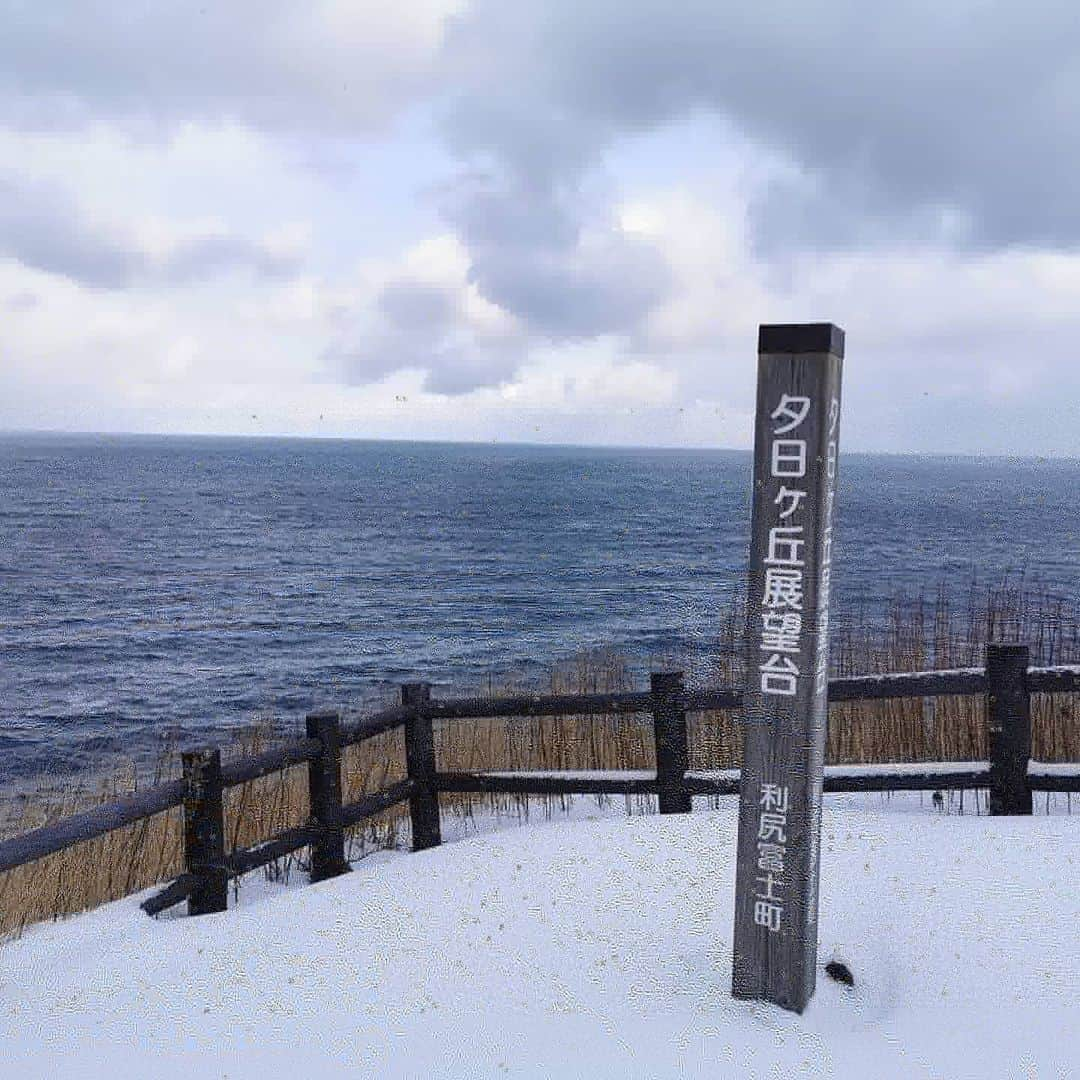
[
  {"x1": 0, "y1": 3, "x2": 441, "y2": 135},
  {"x1": 0, "y1": 173, "x2": 299, "y2": 287},
  {"x1": 441, "y1": 2, "x2": 1080, "y2": 250},
  {"x1": 327, "y1": 175, "x2": 672, "y2": 392},
  {"x1": 442, "y1": 175, "x2": 671, "y2": 338},
  {"x1": 420, "y1": 350, "x2": 519, "y2": 395},
  {"x1": 7, "y1": 3, "x2": 1078, "y2": 255},
  {"x1": 377, "y1": 279, "x2": 458, "y2": 329},
  {"x1": 0, "y1": 174, "x2": 141, "y2": 287},
  {"x1": 4, "y1": 291, "x2": 39, "y2": 312},
  {"x1": 422, "y1": 2, "x2": 1078, "y2": 372},
  {"x1": 157, "y1": 233, "x2": 299, "y2": 285},
  {"x1": 326, "y1": 276, "x2": 522, "y2": 394},
  {"x1": 6, "y1": 0, "x2": 1080, "y2": 429}
]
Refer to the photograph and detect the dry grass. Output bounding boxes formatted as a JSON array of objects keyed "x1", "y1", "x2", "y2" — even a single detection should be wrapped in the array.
[{"x1": 2, "y1": 576, "x2": 1077, "y2": 939}]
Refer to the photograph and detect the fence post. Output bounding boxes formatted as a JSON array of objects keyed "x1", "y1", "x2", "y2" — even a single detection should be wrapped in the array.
[
  {"x1": 182, "y1": 748, "x2": 228, "y2": 916},
  {"x1": 986, "y1": 643, "x2": 1032, "y2": 816},
  {"x1": 651, "y1": 671, "x2": 691, "y2": 814},
  {"x1": 306, "y1": 710, "x2": 351, "y2": 883},
  {"x1": 402, "y1": 682, "x2": 441, "y2": 851}
]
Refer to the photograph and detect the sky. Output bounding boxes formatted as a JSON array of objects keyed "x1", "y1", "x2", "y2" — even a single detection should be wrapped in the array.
[{"x1": 2, "y1": 2, "x2": 1079, "y2": 455}]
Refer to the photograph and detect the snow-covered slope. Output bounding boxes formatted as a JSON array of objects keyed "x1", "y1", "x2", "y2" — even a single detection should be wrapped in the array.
[{"x1": 2, "y1": 804, "x2": 1076, "y2": 1079}]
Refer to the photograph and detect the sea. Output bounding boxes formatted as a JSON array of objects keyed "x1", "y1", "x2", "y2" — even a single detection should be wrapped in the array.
[{"x1": 2, "y1": 433, "x2": 1078, "y2": 784}]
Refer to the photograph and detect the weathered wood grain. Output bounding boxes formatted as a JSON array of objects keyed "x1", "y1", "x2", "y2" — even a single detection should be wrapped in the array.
[
  {"x1": 219, "y1": 738, "x2": 322, "y2": 788},
  {"x1": 403, "y1": 682, "x2": 441, "y2": 852},
  {"x1": 0, "y1": 779, "x2": 185, "y2": 875},
  {"x1": 306, "y1": 711, "x2": 351, "y2": 883},
  {"x1": 987, "y1": 644, "x2": 1032, "y2": 815},
  {"x1": 182, "y1": 748, "x2": 228, "y2": 917},
  {"x1": 652, "y1": 671, "x2": 691, "y2": 814},
  {"x1": 732, "y1": 323, "x2": 844, "y2": 1013}
]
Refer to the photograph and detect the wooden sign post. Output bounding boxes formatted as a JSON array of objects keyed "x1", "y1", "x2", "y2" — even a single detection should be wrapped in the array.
[{"x1": 732, "y1": 323, "x2": 844, "y2": 1013}]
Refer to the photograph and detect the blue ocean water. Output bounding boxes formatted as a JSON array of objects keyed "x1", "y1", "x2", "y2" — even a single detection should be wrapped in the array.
[{"x1": 1, "y1": 433, "x2": 1078, "y2": 783}]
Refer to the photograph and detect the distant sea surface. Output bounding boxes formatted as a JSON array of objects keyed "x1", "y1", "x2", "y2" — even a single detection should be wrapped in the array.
[{"x1": 2, "y1": 434, "x2": 1079, "y2": 783}]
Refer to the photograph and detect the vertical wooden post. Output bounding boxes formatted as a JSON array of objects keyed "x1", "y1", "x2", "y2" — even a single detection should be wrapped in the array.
[
  {"x1": 306, "y1": 710, "x2": 351, "y2": 882},
  {"x1": 182, "y1": 748, "x2": 228, "y2": 916},
  {"x1": 402, "y1": 682, "x2": 441, "y2": 851},
  {"x1": 732, "y1": 323, "x2": 845, "y2": 1014},
  {"x1": 986, "y1": 643, "x2": 1032, "y2": 816},
  {"x1": 651, "y1": 671, "x2": 691, "y2": 814}
]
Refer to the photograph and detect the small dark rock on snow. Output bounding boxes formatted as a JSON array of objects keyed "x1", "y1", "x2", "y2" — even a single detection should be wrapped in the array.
[{"x1": 825, "y1": 961, "x2": 854, "y2": 988}]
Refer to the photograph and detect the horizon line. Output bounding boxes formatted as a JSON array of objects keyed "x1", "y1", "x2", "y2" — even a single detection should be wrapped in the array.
[{"x1": 1, "y1": 426, "x2": 1078, "y2": 464}]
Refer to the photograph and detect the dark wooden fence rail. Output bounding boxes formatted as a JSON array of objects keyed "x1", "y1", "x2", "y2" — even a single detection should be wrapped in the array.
[{"x1": 0, "y1": 643, "x2": 1077, "y2": 921}]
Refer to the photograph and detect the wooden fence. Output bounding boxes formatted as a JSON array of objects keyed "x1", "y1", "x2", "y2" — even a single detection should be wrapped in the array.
[{"x1": 0, "y1": 643, "x2": 1077, "y2": 920}]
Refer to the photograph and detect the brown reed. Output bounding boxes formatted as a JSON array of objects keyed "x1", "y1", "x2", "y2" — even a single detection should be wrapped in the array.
[{"x1": 1, "y1": 576, "x2": 1076, "y2": 940}]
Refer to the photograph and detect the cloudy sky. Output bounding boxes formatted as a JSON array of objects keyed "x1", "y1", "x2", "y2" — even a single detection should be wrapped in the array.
[{"x1": 2, "y1": 2, "x2": 1078, "y2": 454}]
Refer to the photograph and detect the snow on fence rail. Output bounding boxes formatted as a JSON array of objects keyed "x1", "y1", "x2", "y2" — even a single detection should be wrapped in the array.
[{"x1": 0, "y1": 645, "x2": 1077, "y2": 919}]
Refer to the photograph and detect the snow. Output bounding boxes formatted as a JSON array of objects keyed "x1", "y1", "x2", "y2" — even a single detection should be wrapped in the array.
[
  {"x1": 1030, "y1": 760, "x2": 1080, "y2": 776},
  {"x1": 691, "y1": 760, "x2": 990, "y2": 781},
  {"x1": 2, "y1": 803, "x2": 1077, "y2": 1079},
  {"x1": 820, "y1": 760, "x2": 985, "y2": 777},
  {"x1": 481, "y1": 758, "x2": 1017, "y2": 780},
  {"x1": 483, "y1": 769, "x2": 655, "y2": 780}
]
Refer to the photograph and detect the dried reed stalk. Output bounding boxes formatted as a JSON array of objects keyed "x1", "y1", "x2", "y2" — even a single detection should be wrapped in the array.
[{"x1": 2, "y1": 577, "x2": 1075, "y2": 939}]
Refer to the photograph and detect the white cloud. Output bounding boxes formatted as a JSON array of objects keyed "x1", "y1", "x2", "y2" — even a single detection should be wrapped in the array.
[
  {"x1": 3, "y1": 1, "x2": 1080, "y2": 454},
  {"x1": 0, "y1": 1, "x2": 464, "y2": 134}
]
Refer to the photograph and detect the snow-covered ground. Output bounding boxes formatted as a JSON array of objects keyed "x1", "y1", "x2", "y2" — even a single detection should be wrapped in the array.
[{"x1": 2, "y1": 799, "x2": 1077, "y2": 1079}]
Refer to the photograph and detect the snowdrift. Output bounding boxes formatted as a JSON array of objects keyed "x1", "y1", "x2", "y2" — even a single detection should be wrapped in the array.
[{"x1": 2, "y1": 804, "x2": 1076, "y2": 1078}]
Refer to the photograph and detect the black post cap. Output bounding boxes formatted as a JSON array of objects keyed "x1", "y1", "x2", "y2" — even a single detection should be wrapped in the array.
[{"x1": 758, "y1": 323, "x2": 845, "y2": 358}]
